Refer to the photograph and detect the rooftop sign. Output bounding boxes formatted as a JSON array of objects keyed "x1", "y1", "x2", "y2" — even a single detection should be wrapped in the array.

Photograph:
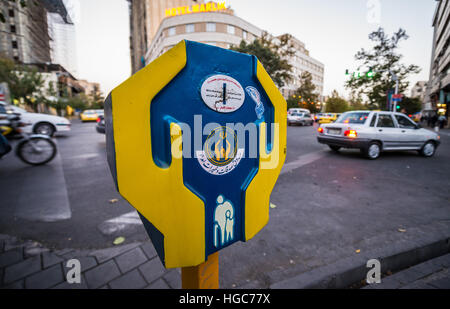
[{"x1": 165, "y1": 2, "x2": 227, "y2": 17}]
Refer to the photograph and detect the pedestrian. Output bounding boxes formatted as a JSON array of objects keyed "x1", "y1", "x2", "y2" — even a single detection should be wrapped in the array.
[
  {"x1": 438, "y1": 114, "x2": 447, "y2": 129},
  {"x1": 431, "y1": 113, "x2": 438, "y2": 128}
]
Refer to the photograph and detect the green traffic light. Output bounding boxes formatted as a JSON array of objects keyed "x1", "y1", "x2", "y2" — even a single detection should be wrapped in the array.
[
  {"x1": 367, "y1": 71, "x2": 374, "y2": 78},
  {"x1": 396, "y1": 105, "x2": 401, "y2": 109}
]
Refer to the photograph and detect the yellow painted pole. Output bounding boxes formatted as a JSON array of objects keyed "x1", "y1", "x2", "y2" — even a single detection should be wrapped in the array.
[{"x1": 181, "y1": 252, "x2": 219, "y2": 289}]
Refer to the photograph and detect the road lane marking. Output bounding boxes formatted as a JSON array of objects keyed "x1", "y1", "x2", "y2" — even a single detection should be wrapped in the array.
[
  {"x1": 14, "y1": 139, "x2": 72, "y2": 222},
  {"x1": 98, "y1": 211, "x2": 142, "y2": 235},
  {"x1": 281, "y1": 150, "x2": 327, "y2": 175}
]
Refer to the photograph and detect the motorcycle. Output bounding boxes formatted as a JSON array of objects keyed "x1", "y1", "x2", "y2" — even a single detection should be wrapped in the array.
[{"x1": 0, "y1": 113, "x2": 57, "y2": 165}]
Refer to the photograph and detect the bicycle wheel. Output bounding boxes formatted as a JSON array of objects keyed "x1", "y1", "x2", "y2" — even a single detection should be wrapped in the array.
[{"x1": 16, "y1": 136, "x2": 57, "y2": 165}]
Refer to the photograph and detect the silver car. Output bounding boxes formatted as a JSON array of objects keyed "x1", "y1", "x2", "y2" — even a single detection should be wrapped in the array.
[
  {"x1": 287, "y1": 111, "x2": 314, "y2": 126},
  {"x1": 317, "y1": 111, "x2": 441, "y2": 159}
]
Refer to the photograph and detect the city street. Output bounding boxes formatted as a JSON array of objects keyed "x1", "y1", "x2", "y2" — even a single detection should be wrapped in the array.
[{"x1": 1, "y1": 119, "x2": 449, "y2": 288}]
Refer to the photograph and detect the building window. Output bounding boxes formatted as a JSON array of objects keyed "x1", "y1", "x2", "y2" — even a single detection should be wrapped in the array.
[
  {"x1": 8, "y1": 9, "x2": 14, "y2": 18},
  {"x1": 206, "y1": 22, "x2": 216, "y2": 32},
  {"x1": 227, "y1": 25, "x2": 235, "y2": 35},
  {"x1": 185, "y1": 24, "x2": 194, "y2": 33},
  {"x1": 12, "y1": 41, "x2": 18, "y2": 49},
  {"x1": 10, "y1": 25, "x2": 16, "y2": 33},
  {"x1": 242, "y1": 30, "x2": 248, "y2": 39},
  {"x1": 168, "y1": 27, "x2": 176, "y2": 36}
]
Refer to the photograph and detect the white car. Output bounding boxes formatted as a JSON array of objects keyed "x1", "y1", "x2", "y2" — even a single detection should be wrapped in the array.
[
  {"x1": 287, "y1": 110, "x2": 314, "y2": 126},
  {"x1": 317, "y1": 111, "x2": 441, "y2": 159},
  {"x1": 1, "y1": 102, "x2": 71, "y2": 136}
]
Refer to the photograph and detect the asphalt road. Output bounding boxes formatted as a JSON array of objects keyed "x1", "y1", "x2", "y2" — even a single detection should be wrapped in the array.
[{"x1": 0, "y1": 119, "x2": 449, "y2": 288}]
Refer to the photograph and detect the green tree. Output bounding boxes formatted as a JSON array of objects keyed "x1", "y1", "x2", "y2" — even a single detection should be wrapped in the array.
[
  {"x1": 230, "y1": 32, "x2": 295, "y2": 87},
  {"x1": 348, "y1": 91, "x2": 368, "y2": 111},
  {"x1": 325, "y1": 90, "x2": 349, "y2": 113},
  {"x1": 345, "y1": 28, "x2": 421, "y2": 110},
  {"x1": 90, "y1": 90, "x2": 105, "y2": 109},
  {"x1": 394, "y1": 96, "x2": 422, "y2": 115},
  {"x1": 286, "y1": 71, "x2": 320, "y2": 112},
  {"x1": 0, "y1": 57, "x2": 45, "y2": 111}
]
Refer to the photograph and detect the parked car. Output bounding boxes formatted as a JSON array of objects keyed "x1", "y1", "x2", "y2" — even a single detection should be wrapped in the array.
[
  {"x1": 317, "y1": 111, "x2": 440, "y2": 159},
  {"x1": 80, "y1": 109, "x2": 101, "y2": 122},
  {"x1": 96, "y1": 115, "x2": 105, "y2": 134},
  {"x1": 1, "y1": 102, "x2": 70, "y2": 137},
  {"x1": 287, "y1": 111, "x2": 314, "y2": 126},
  {"x1": 318, "y1": 113, "x2": 338, "y2": 124}
]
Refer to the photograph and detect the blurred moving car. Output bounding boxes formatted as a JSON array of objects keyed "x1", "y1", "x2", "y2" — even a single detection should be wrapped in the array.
[
  {"x1": 1, "y1": 102, "x2": 70, "y2": 136},
  {"x1": 318, "y1": 113, "x2": 338, "y2": 124},
  {"x1": 287, "y1": 110, "x2": 314, "y2": 126},
  {"x1": 80, "y1": 109, "x2": 102, "y2": 122},
  {"x1": 96, "y1": 115, "x2": 105, "y2": 134},
  {"x1": 317, "y1": 111, "x2": 440, "y2": 159},
  {"x1": 314, "y1": 113, "x2": 324, "y2": 122}
]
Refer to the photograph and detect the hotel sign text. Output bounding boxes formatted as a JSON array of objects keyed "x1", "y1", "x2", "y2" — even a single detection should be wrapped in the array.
[{"x1": 165, "y1": 2, "x2": 227, "y2": 17}]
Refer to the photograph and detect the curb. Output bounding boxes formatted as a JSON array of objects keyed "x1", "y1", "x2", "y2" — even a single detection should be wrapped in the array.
[{"x1": 270, "y1": 236, "x2": 450, "y2": 289}]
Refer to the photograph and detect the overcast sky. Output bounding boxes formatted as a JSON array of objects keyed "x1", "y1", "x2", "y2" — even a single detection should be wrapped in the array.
[{"x1": 74, "y1": 0, "x2": 436, "y2": 98}]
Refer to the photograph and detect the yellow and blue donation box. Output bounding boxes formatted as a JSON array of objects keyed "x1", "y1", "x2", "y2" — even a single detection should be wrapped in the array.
[{"x1": 105, "y1": 40, "x2": 286, "y2": 268}]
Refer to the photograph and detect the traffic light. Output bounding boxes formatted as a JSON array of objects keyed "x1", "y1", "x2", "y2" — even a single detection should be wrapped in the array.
[
  {"x1": 396, "y1": 105, "x2": 401, "y2": 110},
  {"x1": 345, "y1": 69, "x2": 375, "y2": 78}
]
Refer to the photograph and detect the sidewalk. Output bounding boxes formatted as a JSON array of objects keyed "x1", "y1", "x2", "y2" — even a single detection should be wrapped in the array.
[
  {"x1": 362, "y1": 253, "x2": 450, "y2": 289},
  {"x1": 0, "y1": 234, "x2": 177, "y2": 289}
]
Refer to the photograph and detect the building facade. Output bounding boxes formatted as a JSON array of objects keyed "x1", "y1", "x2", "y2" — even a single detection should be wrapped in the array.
[
  {"x1": 128, "y1": 0, "x2": 205, "y2": 74},
  {"x1": 130, "y1": 0, "x2": 324, "y2": 100},
  {"x1": 0, "y1": 1, "x2": 52, "y2": 63},
  {"x1": 411, "y1": 81, "x2": 428, "y2": 103},
  {"x1": 426, "y1": 0, "x2": 449, "y2": 120},
  {"x1": 0, "y1": 0, "x2": 76, "y2": 74},
  {"x1": 145, "y1": 11, "x2": 260, "y2": 63},
  {"x1": 279, "y1": 36, "x2": 324, "y2": 99}
]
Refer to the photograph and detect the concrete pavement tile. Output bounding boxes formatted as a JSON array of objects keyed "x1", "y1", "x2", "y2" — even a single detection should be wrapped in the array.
[
  {"x1": 427, "y1": 277, "x2": 450, "y2": 289},
  {"x1": 53, "y1": 249, "x2": 74, "y2": 257},
  {"x1": 89, "y1": 243, "x2": 141, "y2": 263},
  {"x1": 84, "y1": 260, "x2": 121, "y2": 289},
  {"x1": 42, "y1": 252, "x2": 64, "y2": 269},
  {"x1": 163, "y1": 269, "x2": 181, "y2": 289},
  {"x1": 140, "y1": 242, "x2": 157, "y2": 260},
  {"x1": 109, "y1": 269, "x2": 147, "y2": 289},
  {"x1": 389, "y1": 267, "x2": 430, "y2": 285},
  {"x1": 53, "y1": 275, "x2": 88, "y2": 289},
  {"x1": 25, "y1": 264, "x2": 64, "y2": 289},
  {"x1": 114, "y1": 247, "x2": 147, "y2": 274},
  {"x1": 62, "y1": 256, "x2": 98, "y2": 274},
  {"x1": 139, "y1": 258, "x2": 166, "y2": 284},
  {"x1": 146, "y1": 278, "x2": 170, "y2": 289},
  {"x1": 400, "y1": 281, "x2": 437, "y2": 289},
  {"x1": 0, "y1": 248, "x2": 23, "y2": 268},
  {"x1": 3, "y1": 255, "x2": 41, "y2": 284},
  {"x1": 2, "y1": 279, "x2": 25, "y2": 289}
]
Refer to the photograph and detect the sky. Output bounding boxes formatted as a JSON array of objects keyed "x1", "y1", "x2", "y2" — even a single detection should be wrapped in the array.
[{"x1": 73, "y1": 0, "x2": 436, "y2": 98}]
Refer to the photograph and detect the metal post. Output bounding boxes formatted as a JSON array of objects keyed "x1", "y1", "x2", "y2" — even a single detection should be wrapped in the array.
[{"x1": 181, "y1": 252, "x2": 219, "y2": 289}]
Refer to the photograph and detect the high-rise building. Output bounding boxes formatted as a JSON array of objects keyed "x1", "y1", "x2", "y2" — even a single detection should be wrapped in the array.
[
  {"x1": 45, "y1": 0, "x2": 78, "y2": 77},
  {"x1": 128, "y1": 0, "x2": 205, "y2": 74},
  {"x1": 426, "y1": 0, "x2": 449, "y2": 119},
  {"x1": 128, "y1": 0, "x2": 324, "y2": 100},
  {"x1": 0, "y1": 0, "x2": 76, "y2": 76},
  {"x1": 0, "y1": 1, "x2": 52, "y2": 63},
  {"x1": 411, "y1": 81, "x2": 428, "y2": 103}
]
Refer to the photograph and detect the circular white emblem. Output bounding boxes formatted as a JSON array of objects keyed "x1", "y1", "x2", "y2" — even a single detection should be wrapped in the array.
[{"x1": 200, "y1": 75, "x2": 245, "y2": 113}]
